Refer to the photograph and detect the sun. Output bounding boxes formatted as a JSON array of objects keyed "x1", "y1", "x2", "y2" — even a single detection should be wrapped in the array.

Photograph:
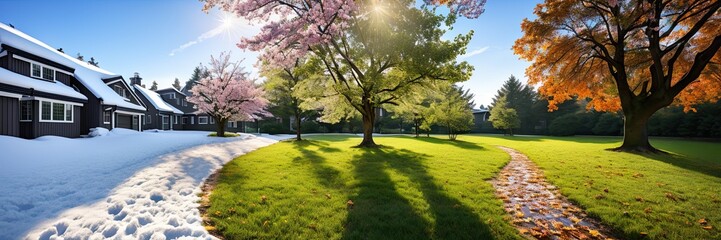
[{"x1": 220, "y1": 13, "x2": 236, "y2": 29}]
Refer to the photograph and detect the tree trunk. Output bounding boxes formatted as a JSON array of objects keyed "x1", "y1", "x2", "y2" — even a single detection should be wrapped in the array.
[
  {"x1": 613, "y1": 110, "x2": 661, "y2": 153},
  {"x1": 216, "y1": 118, "x2": 226, "y2": 137},
  {"x1": 414, "y1": 119, "x2": 420, "y2": 137},
  {"x1": 294, "y1": 111, "x2": 302, "y2": 141},
  {"x1": 358, "y1": 104, "x2": 377, "y2": 148}
]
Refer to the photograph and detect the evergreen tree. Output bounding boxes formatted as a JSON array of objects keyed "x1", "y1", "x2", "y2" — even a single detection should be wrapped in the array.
[
  {"x1": 184, "y1": 65, "x2": 210, "y2": 94},
  {"x1": 172, "y1": 78, "x2": 182, "y2": 90},
  {"x1": 76, "y1": 53, "x2": 84, "y2": 62},
  {"x1": 491, "y1": 75, "x2": 537, "y2": 133},
  {"x1": 150, "y1": 81, "x2": 158, "y2": 91}
]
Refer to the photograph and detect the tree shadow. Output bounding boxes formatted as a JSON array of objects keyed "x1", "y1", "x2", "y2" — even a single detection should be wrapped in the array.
[
  {"x1": 625, "y1": 151, "x2": 721, "y2": 178},
  {"x1": 342, "y1": 147, "x2": 494, "y2": 239},
  {"x1": 411, "y1": 136, "x2": 486, "y2": 150},
  {"x1": 291, "y1": 140, "x2": 345, "y2": 188}
]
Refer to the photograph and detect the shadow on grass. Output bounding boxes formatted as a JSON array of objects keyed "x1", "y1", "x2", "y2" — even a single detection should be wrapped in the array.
[
  {"x1": 291, "y1": 140, "x2": 346, "y2": 188},
  {"x1": 341, "y1": 147, "x2": 494, "y2": 240},
  {"x1": 627, "y1": 151, "x2": 721, "y2": 178},
  {"x1": 412, "y1": 136, "x2": 486, "y2": 150}
]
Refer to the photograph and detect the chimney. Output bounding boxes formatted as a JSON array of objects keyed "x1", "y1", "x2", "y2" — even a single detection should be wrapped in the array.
[{"x1": 129, "y1": 72, "x2": 142, "y2": 86}]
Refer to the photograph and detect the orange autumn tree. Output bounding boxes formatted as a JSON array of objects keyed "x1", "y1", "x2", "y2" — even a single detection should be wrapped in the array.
[{"x1": 514, "y1": 0, "x2": 721, "y2": 152}]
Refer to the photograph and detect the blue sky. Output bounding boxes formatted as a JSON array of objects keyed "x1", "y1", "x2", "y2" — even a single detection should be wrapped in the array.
[{"x1": 0, "y1": 0, "x2": 540, "y2": 107}]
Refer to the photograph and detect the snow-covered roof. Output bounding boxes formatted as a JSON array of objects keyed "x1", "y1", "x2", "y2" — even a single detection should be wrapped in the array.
[
  {"x1": 0, "y1": 67, "x2": 87, "y2": 100},
  {"x1": 134, "y1": 85, "x2": 184, "y2": 114},
  {"x1": 0, "y1": 23, "x2": 145, "y2": 111},
  {"x1": 156, "y1": 87, "x2": 187, "y2": 96}
]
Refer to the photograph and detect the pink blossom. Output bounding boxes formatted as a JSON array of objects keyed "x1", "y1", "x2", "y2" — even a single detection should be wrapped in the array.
[{"x1": 188, "y1": 52, "x2": 270, "y2": 122}]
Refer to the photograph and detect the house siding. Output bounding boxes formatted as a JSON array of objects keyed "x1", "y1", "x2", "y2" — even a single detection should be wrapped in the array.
[
  {"x1": 33, "y1": 104, "x2": 82, "y2": 138},
  {"x1": 0, "y1": 96, "x2": 19, "y2": 137},
  {"x1": 72, "y1": 78, "x2": 102, "y2": 134}
]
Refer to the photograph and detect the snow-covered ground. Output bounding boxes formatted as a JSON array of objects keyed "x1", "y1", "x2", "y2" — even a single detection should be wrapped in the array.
[{"x1": 0, "y1": 130, "x2": 289, "y2": 239}]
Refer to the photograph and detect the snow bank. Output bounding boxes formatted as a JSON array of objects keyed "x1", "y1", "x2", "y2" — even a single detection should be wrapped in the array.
[
  {"x1": 88, "y1": 127, "x2": 110, "y2": 137},
  {"x1": 0, "y1": 131, "x2": 288, "y2": 239}
]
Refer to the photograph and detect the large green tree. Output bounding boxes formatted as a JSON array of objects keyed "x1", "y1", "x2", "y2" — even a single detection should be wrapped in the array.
[
  {"x1": 262, "y1": 58, "x2": 323, "y2": 141},
  {"x1": 296, "y1": 1, "x2": 474, "y2": 147}
]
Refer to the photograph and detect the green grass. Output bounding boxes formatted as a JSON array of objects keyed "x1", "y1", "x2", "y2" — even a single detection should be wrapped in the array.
[
  {"x1": 461, "y1": 134, "x2": 721, "y2": 239},
  {"x1": 208, "y1": 132, "x2": 241, "y2": 137},
  {"x1": 207, "y1": 136, "x2": 521, "y2": 239},
  {"x1": 207, "y1": 134, "x2": 721, "y2": 239}
]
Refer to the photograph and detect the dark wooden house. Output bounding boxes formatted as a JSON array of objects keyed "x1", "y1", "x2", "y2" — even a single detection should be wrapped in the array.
[
  {"x1": 131, "y1": 74, "x2": 183, "y2": 130},
  {"x1": 0, "y1": 23, "x2": 146, "y2": 138}
]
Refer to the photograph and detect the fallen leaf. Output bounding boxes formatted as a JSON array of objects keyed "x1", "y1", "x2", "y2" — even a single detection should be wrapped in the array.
[
  {"x1": 603, "y1": 188, "x2": 609, "y2": 193},
  {"x1": 644, "y1": 207, "x2": 652, "y2": 214},
  {"x1": 261, "y1": 195, "x2": 267, "y2": 203},
  {"x1": 703, "y1": 226, "x2": 713, "y2": 230},
  {"x1": 699, "y1": 218, "x2": 708, "y2": 225},
  {"x1": 635, "y1": 196, "x2": 644, "y2": 202},
  {"x1": 588, "y1": 229, "x2": 601, "y2": 237},
  {"x1": 325, "y1": 193, "x2": 331, "y2": 199},
  {"x1": 346, "y1": 200, "x2": 354, "y2": 209},
  {"x1": 570, "y1": 216, "x2": 582, "y2": 224},
  {"x1": 515, "y1": 211, "x2": 525, "y2": 218}
]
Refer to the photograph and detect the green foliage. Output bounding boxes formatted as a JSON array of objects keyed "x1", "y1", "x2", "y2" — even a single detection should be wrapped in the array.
[
  {"x1": 429, "y1": 84, "x2": 475, "y2": 140},
  {"x1": 491, "y1": 75, "x2": 538, "y2": 133},
  {"x1": 300, "y1": 121, "x2": 321, "y2": 133},
  {"x1": 261, "y1": 122, "x2": 289, "y2": 134},
  {"x1": 489, "y1": 96, "x2": 520, "y2": 135},
  {"x1": 294, "y1": 1, "x2": 474, "y2": 146},
  {"x1": 548, "y1": 114, "x2": 579, "y2": 136},
  {"x1": 149, "y1": 81, "x2": 158, "y2": 91},
  {"x1": 172, "y1": 78, "x2": 182, "y2": 90},
  {"x1": 206, "y1": 135, "x2": 520, "y2": 239},
  {"x1": 208, "y1": 132, "x2": 240, "y2": 137},
  {"x1": 592, "y1": 113, "x2": 623, "y2": 136}
]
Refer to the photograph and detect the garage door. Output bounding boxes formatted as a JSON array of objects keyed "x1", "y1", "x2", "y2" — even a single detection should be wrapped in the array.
[{"x1": 116, "y1": 114, "x2": 134, "y2": 130}]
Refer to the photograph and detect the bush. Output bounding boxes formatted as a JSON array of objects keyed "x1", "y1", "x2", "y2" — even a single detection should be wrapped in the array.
[
  {"x1": 548, "y1": 114, "x2": 579, "y2": 136},
  {"x1": 301, "y1": 121, "x2": 321, "y2": 133},
  {"x1": 261, "y1": 122, "x2": 289, "y2": 134},
  {"x1": 208, "y1": 132, "x2": 240, "y2": 137},
  {"x1": 592, "y1": 113, "x2": 623, "y2": 135}
]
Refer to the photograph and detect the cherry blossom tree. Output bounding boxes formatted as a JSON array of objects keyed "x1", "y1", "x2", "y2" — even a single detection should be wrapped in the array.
[
  {"x1": 188, "y1": 52, "x2": 270, "y2": 137},
  {"x1": 202, "y1": 0, "x2": 485, "y2": 147}
]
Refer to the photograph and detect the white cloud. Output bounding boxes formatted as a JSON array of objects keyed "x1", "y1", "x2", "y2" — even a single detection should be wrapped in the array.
[
  {"x1": 459, "y1": 46, "x2": 489, "y2": 59},
  {"x1": 169, "y1": 25, "x2": 227, "y2": 56}
]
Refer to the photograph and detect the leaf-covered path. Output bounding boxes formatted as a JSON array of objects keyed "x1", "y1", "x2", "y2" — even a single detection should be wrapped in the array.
[{"x1": 492, "y1": 146, "x2": 614, "y2": 239}]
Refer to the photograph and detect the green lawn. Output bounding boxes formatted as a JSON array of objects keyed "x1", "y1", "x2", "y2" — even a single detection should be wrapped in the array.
[{"x1": 206, "y1": 134, "x2": 721, "y2": 239}]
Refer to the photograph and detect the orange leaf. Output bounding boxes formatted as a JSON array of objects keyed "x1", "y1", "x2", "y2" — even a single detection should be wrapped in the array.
[{"x1": 703, "y1": 226, "x2": 713, "y2": 230}]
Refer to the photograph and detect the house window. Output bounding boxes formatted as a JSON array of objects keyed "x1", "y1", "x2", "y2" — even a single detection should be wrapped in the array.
[
  {"x1": 114, "y1": 85, "x2": 127, "y2": 98},
  {"x1": 190, "y1": 116, "x2": 195, "y2": 124},
  {"x1": 162, "y1": 115, "x2": 169, "y2": 124},
  {"x1": 103, "y1": 111, "x2": 112, "y2": 124},
  {"x1": 145, "y1": 114, "x2": 152, "y2": 124},
  {"x1": 163, "y1": 93, "x2": 175, "y2": 99},
  {"x1": 227, "y1": 121, "x2": 236, "y2": 128},
  {"x1": 31, "y1": 64, "x2": 41, "y2": 78},
  {"x1": 39, "y1": 101, "x2": 73, "y2": 123},
  {"x1": 20, "y1": 101, "x2": 32, "y2": 121},
  {"x1": 210, "y1": 117, "x2": 215, "y2": 124},
  {"x1": 42, "y1": 67, "x2": 55, "y2": 81},
  {"x1": 198, "y1": 116, "x2": 208, "y2": 124},
  {"x1": 41, "y1": 101, "x2": 51, "y2": 120},
  {"x1": 182, "y1": 117, "x2": 187, "y2": 124},
  {"x1": 174, "y1": 116, "x2": 179, "y2": 124},
  {"x1": 181, "y1": 99, "x2": 187, "y2": 107}
]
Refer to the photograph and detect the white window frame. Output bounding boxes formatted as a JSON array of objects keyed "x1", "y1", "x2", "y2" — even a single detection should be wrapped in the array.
[
  {"x1": 39, "y1": 100, "x2": 73, "y2": 123},
  {"x1": 181, "y1": 99, "x2": 187, "y2": 107},
  {"x1": 162, "y1": 115, "x2": 169, "y2": 124},
  {"x1": 198, "y1": 116, "x2": 209, "y2": 125},
  {"x1": 190, "y1": 116, "x2": 195, "y2": 124},
  {"x1": 103, "y1": 111, "x2": 112, "y2": 124},
  {"x1": 145, "y1": 114, "x2": 152, "y2": 124},
  {"x1": 20, "y1": 100, "x2": 32, "y2": 122},
  {"x1": 174, "y1": 116, "x2": 179, "y2": 124},
  {"x1": 227, "y1": 121, "x2": 236, "y2": 128},
  {"x1": 13, "y1": 55, "x2": 72, "y2": 81},
  {"x1": 210, "y1": 117, "x2": 215, "y2": 124},
  {"x1": 114, "y1": 85, "x2": 128, "y2": 99}
]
